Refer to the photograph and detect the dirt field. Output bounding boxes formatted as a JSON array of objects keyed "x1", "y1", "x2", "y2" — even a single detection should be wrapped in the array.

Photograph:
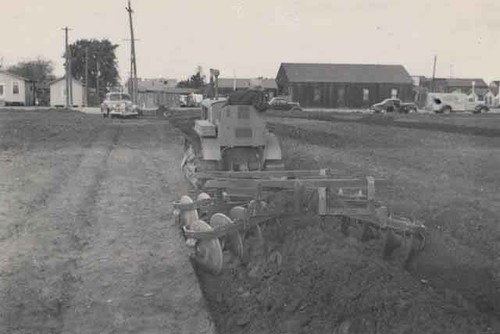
[
  {"x1": 0, "y1": 109, "x2": 214, "y2": 333},
  {"x1": 169, "y1": 109, "x2": 500, "y2": 333},
  {"x1": 3, "y1": 108, "x2": 500, "y2": 333}
]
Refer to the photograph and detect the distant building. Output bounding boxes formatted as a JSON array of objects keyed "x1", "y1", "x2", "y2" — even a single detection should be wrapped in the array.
[
  {"x1": 130, "y1": 78, "x2": 178, "y2": 92},
  {"x1": 0, "y1": 70, "x2": 35, "y2": 106},
  {"x1": 136, "y1": 87, "x2": 200, "y2": 109},
  {"x1": 216, "y1": 78, "x2": 278, "y2": 98},
  {"x1": 276, "y1": 63, "x2": 414, "y2": 108},
  {"x1": 124, "y1": 77, "x2": 197, "y2": 109},
  {"x1": 49, "y1": 77, "x2": 84, "y2": 107}
]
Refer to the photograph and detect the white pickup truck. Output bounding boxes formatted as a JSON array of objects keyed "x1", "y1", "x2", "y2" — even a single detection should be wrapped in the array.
[{"x1": 426, "y1": 92, "x2": 489, "y2": 114}]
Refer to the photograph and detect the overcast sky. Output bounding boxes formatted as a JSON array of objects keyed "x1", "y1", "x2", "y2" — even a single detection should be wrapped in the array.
[{"x1": 1, "y1": 0, "x2": 499, "y2": 83}]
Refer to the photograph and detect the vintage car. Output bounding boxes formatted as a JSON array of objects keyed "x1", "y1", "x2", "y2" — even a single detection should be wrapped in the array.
[
  {"x1": 101, "y1": 92, "x2": 139, "y2": 118},
  {"x1": 268, "y1": 97, "x2": 302, "y2": 111},
  {"x1": 370, "y1": 98, "x2": 418, "y2": 114}
]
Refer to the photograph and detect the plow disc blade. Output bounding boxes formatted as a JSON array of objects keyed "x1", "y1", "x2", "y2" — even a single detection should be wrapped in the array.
[
  {"x1": 210, "y1": 213, "x2": 245, "y2": 260},
  {"x1": 189, "y1": 219, "x2": 224, "y2": 275},
  {"x1": 179, "y1": 195, "x2": 199, "y2": 228},
  {"x1": 382, "y1": 229, "x2": 402, "y2": 259}
]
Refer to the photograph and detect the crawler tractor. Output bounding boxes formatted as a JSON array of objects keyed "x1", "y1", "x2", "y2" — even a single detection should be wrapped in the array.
[
  {"x1": 181, "y1": 96, "x2": 284, "y2": 188},
  {"x1": 174, "y1": 76, "x2": 427, "y2": 275}
]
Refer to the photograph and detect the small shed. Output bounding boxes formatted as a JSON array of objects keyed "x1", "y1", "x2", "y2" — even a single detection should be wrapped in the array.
[
  {"x1": 276, "y1": 63, "x2": 414, "y2": 108},
  {"x1": 0, "y1": 70, "x2": 35, "y2": 106},
  {"x1": 50, "y1": 77, "x2": 84, "y2": 107}
]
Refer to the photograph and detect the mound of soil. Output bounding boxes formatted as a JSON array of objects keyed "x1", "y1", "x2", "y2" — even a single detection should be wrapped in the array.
[{"x1": 199, "y1": 217, "x2": 494, "y2": 334}]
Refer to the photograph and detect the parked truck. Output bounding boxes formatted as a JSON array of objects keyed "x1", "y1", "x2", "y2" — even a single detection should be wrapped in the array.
[{"x1": 426, "y1": 92, "x2": 489, "y2": 114}]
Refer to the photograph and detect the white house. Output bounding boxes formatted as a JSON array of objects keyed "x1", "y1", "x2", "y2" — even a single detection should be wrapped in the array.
[
  {"x1": 50, "y1": 77, "x2": 84, "y2": 107},
  {"x1": 0, "y1": 70, "x2": 35, "y2": 106}
]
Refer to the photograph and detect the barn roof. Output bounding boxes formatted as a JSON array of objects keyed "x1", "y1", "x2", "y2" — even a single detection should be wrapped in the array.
[
  {"x1": 278, "y1": 63, "x2": 413, "y2": 84},
  {"x1": 217, "y1": 78, "x2": 278, "y2": 90}
]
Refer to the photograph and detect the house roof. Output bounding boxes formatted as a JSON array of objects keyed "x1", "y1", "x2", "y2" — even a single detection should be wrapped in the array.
[
  {"x1": 278, "y1": 63, "x2": 413, "y2": 84},
  {"x1": 442, "y1": 78, "x2": 488, "y2": 88},
  {"x1": 217, "y1": 78, "x2": 278, "y2": 90},
  {"x1": 49, "y1": 76, "x2": 83, "y2": 85},
  {"x1": 0, "y1": 70, "x2": 31, "y2": 82}
]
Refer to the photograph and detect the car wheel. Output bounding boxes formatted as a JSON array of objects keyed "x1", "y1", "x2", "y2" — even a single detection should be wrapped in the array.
[
  {"x1": 441, "y1": 106, "x2": 452, "y2": 114},
  {"x1": 408, "y1": 107, "x2": 417, "y2": 113},
  {"x1": 477, "y1": 107, "x2": 488, "y2": 114}
]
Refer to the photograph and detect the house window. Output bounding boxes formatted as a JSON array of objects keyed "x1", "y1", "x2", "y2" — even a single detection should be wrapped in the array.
[
  {"x1": 337, "y1": 88, "x2": 345, "y2": 107},
  {"x1": 391, "y1": 89, "x2": 398, "y2": 98},
  {"x1": 13, "y1": 82, "x2": 19, "y2": 95},
  {"x1": 0, "y1": 84, "x2": 4, "y2": 96},
  {"x1": 313, "y1": 88, "x2": 321, "y2": 102},
  {"x1": 363, "y1": 89, "x2": 369, "y2": 101}
]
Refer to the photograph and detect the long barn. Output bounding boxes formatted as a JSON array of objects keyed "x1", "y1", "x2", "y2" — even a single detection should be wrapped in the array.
[{"x1": 275, "y1": 63, "x2": 414, "y2": 109}]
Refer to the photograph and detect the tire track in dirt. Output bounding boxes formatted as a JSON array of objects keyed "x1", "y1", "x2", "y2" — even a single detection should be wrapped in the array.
[
  {"x1": 0, "y1": 124, "x2": 121, "y2": 333},
  {"x1": 0, "y1": 125, "x2": 104, "y2": 241},
  {"x1": 58, "y1": 120, "x2": 215, "y2": 333}
]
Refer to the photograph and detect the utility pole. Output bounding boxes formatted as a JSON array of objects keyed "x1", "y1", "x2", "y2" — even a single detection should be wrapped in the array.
[
  {"x1": 85, "y1": 46, "x2": 89, "y2": 106},
  {"x1": 431, "y1": 55, "x2": 437, "y2": 93},
  {"x1": 126, "y1": 0, "x2": 138, "y2": 105},
  {"x1": 62, "y1": 27, "x2": 72, "y2": 108},
  {"x1": 96, "y1": 58, "x2": 100, "y2": 102},
  {"x1": 210, "y1": 69, "x2": 220, "y2": 99}
]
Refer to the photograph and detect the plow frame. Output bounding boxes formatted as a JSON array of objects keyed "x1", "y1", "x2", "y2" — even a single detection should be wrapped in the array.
[{"x1": 173, "y1": 169, "x2": 427, "y2": 274}]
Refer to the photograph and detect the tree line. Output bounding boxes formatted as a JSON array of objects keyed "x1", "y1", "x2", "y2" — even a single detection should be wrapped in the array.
[
  {"x1": 5, "y1": 39, "x2": 120, "y2": 106},
  {"x1": 5, "y1": 38, "x2": 208, "y2": 106}
]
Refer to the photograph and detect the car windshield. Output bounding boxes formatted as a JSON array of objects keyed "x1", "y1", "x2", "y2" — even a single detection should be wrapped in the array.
[{"x1": 109, "y1": 94, "x2": 131, "y2": 101}]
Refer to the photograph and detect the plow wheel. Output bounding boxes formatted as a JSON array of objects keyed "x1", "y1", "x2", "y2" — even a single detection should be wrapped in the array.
[
  {"x1": 381, "y1": 229, "x2": 425, "y2": 269},
  {"x1": 209, "y1": 213, "x2": 245, "y2": 260},
  {"x1": 247, "y1": 200, "x2": 266, "y2": 243},
  {"x1": 188, "y1": 219, "x2": 224, "y2": 275},
  {"x1": 382, "y1": 229, "x2": 402, "y2": 260}
]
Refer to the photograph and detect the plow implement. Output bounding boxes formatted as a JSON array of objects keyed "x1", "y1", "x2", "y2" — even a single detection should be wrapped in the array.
[{"x1": 173, "y1": 169, "x2": 427, "y2": 275}]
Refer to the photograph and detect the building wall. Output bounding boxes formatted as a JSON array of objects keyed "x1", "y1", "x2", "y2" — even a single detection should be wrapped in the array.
[
  {"x1": 137, "y1": 91, "x2": 182, "y2": 109},
  {"x1": 50, "y1": 79, "x2": 84, "y2": 107},
  {"x1": 283, "y1": 82, "x2": 413, "y2": 108},
  {"x1": 0, "y1": 72, "x2": 28, "y2": 105}
]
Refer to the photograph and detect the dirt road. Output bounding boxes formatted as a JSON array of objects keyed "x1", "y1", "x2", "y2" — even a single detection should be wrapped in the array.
[{"x1": 0, "y1": 110, "x2": 214, "y2": 333}]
